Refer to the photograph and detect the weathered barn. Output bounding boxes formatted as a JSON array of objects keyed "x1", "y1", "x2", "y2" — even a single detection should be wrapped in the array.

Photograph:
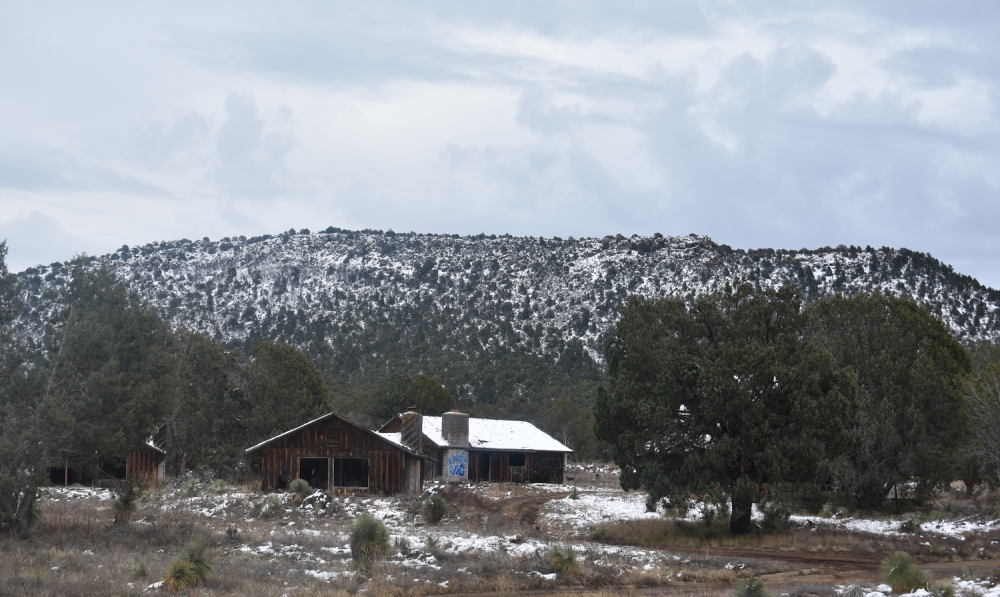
[
  {"x1": 46, "y1": 443, "x2": 166, "y2": 487},
  {"x1": 246, "y1": 412, "x2": 432, "y2": 495},
  {"x1": 379, "y1": 410, "x2": 572, "y2": 484}
]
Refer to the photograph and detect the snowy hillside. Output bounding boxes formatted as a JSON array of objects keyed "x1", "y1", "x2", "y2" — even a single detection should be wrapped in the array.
[{"x1": 13, "y1": 228, "x2": 1000, "y2": 381}]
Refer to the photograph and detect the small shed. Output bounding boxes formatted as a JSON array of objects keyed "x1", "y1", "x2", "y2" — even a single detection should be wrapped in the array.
[
  {"x1": 379, "y1": 411, "x2": 572, "y2": 484},
  {"x1": 245, "y1": 412, "x2": 432, "y2": 495},
  {"x1": 47, "y1": 442, "x2": 165, "y2": 487}
]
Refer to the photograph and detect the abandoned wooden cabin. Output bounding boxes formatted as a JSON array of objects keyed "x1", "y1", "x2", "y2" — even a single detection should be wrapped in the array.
[
  {"x1": 245, "y1": 412, "x2": 433, "y2": 495},
  {"x1": 379, "y1": 410, "x2": 572, "y2": 484},
  {"x1": 46, "y1": 442, "x2": 166, "y2": 487}
]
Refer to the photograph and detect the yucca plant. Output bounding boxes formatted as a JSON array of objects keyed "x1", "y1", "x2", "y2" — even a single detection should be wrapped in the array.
[
  {"x1": 882, "y1": 551, "x2": 930, "y2": 592},
  {"x1": 421, "y1": 494, "x2": 448, "y2": 524},
  {"x1": 163, "y1": 557, "x2": 198, "y2": 592},
  {"x1": 180, "y1": 480, "x2": 199, "y2": 498},
  {"x1": 546, "y1": 545, "x2": 581, "y2": 576},
  {"x1": 961, "y1": 564, "x2": 980, "y2": 580},
  {"x1": 132, "y1": 559, "x2": 149, "y2": 578},
  {"x1": 899, "y1": 513, "x2": 923, "y2": 532},
  {"x1": 931, "y1": 584, "x2": 956, "y2": 597},
  {"x1": 181, "y1": 538, "x2": 215, "y2": 581},
  {"x1": 570, "y1": 486, "x2": 581, "y2": 500},
  {"x1": 209, "y1": 479, "x2": 227, "y2": 495},
  {"x1": 289, "y1": 478, "x2": 312, "y2": 502},
  {"x1": 842, "y1": 585, "x2": 866, "y2": 597},
  {"x1": 393, "y1": 536, "x2": 411, "y2": 554},
  {"x1": 349, "y1": 514, "x2": 389, "y2": 574},
  {"x1": 734, "y1": 577, "x2": 771, "y2": 597},
  {"x1": 425, "y1": 535, "x2": 440, "y2": 550}
]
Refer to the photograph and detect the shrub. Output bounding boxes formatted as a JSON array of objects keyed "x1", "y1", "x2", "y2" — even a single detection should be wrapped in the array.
[
  {"x1": 425, "y1": 535, "x2": 439, "y2": 549},
  {"x1": 571, "y1": 486, "x2": 581, "y2": 501},
  {"x1": 932, "y1": 584, "x2": 956, "y2": 597},
  {"x1": 349, "y1": 514, "x2": 389, "y2": 574},
  {"x1": 819, "y1": 503, "x2": 836, "y2": 518},
  {"x1": 393, "y1": 536, "x2": 411, "y2": 554},
  {"x1": 163, "y1": 557, "x2": 197, "y2": 592},
  {"x1": 547, "y1": 545, "x2": 581, "y2": 576},
  {"x1": 209, "y1": 480, "x2": 227, "y2": 494},
  {"x1": 734, "y1": 577, "x2": 771, "y2": 597},
  {"x1": 252, "y1": 496, "x2": 282, "y2": 518},
  {"x1": 899, "y1": 513, "x2": 923, "y2": 532},
  {"x1": 702, "y1": 501, "x2": 729, "y2": 527},
  {"x1": 133, "y1": 560, "x2": 149, "y2": 578},
  {"x1": 882, "y1": 551, "x2": 930, "y2": 593},
  {"x1": 421, "y1": 495, "x2": 448, "y2": 524},
  {"x1": 112, "y1": 478, "x2": 144, "y2": 526},
  {"x1": 289, "y1": 478, "x2": 312, "y2": 501},
  {"x1": 760, "y1": 502, "x2": 791, "y2": 534},
  {"x1": 842, "y1": 585, "x2": 866, "y2": 597},
  {"x1": 226, "y1": 525, "x2": 240, "y2": 542},
  {"x1": 181, "y1": 538, "x2": 215, "y2": 581},
  {"x1": 961, "y1": 564, "x2": 980, "y2": 580},
  {"x1": 180, "y1": 480, "x2": 199, "y2": 498}
]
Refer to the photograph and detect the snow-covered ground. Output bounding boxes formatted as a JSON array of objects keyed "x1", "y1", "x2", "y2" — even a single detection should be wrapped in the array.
[{"x1": 38, "y1": 469, "x2": 1000, "y2": 593}]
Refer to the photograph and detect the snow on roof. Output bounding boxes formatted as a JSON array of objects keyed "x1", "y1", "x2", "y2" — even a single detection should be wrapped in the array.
[{"x1": 420, "y1": 416, "x2": 572, "y2": 453}]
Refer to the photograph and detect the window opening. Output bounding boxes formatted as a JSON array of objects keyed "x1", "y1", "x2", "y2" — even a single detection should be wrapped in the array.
[
  {"x1": 509, "y1": 452, "x2": 526, "y2": 467},
  {"x1": 333, "y1": 457, "x2": 369, "y2": 488},
  {"x1": 299, "y1": 457, "x2": 329, "y2": 490},
  {"x1": 325, "y1": 427, "x2": 342, "y2": 448}
]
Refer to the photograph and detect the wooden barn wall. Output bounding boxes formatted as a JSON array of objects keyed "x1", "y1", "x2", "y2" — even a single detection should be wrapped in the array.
[
  {"x1": 253, "y1": 417, "x2": 411, "y2": 494},
  {"x1": 126, "y1": 449, "x2": 164, "y2": 483}
]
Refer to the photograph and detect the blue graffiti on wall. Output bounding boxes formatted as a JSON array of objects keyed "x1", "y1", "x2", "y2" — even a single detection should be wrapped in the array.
[{"x1": 448, "y1": 452, "x2": 468, "y2": 477}]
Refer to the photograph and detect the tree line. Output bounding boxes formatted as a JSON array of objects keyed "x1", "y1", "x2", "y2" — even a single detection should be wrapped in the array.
[
  {"x1": 595, "y1": 282, "x2": 999, "y2": 534},
  {"x1": 0, "y1": 246, "x2": 468, "y2": 535}
]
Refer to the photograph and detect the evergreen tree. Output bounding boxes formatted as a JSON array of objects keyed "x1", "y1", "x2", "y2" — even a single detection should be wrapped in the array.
[
  {"x1": 166, "y1": 331, "x2": 243, "y2": 476},
  {"x1": 806, "y1": 291, "x2": 972, "y2": 506},
  {"x1": 239, "y1": 340, "x2": 330, "y2": 448},
  {"x1": 595, "y1": 284, "x2": 856, "y2": 534}
]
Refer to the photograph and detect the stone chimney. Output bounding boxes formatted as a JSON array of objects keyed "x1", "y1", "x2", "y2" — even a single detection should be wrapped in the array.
[
  {"x1": 442, "y1": 410, "x2": 469, "y2": 449},
  {"x1": 399, "y1": 407, "x2": 423, "y2": 453}
]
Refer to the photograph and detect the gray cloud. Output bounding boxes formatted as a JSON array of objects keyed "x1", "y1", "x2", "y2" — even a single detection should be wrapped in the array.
[{"x1": 1, "y1": 1, "x2": 999, "y2": 287}]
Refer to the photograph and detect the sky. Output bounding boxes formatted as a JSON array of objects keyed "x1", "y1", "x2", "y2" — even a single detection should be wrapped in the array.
[{"x1": 1, "y1": 2, "x2": 998, "y2": 287}]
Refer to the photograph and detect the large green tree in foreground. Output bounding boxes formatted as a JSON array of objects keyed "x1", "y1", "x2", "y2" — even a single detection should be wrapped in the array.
[
  {"x1": 595, "y1": 284, "x2": 856, "y2": 534},
  {"x1": 806, "y1": 291, "x2": 971, "y2": 507}
]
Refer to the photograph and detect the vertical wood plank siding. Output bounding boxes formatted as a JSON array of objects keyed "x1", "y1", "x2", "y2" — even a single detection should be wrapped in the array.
[
  {"x1": 125, "y1": 448, "x2": 165, "y2": 484},
  {"x1": 252, "y1": 415, "x2": 416, "y2": 494}
]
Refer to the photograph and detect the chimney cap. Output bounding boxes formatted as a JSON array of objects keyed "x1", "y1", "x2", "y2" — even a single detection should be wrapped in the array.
[{"x1": 406, "y1": 406, "x2": 417, "y2": 413}]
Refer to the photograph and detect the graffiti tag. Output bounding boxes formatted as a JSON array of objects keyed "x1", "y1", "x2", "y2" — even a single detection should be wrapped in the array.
[{"x1": 447, "y1": 452, "x2": 468, "y2": 477}]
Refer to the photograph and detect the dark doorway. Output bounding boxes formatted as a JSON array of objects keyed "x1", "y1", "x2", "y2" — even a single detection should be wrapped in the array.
[
  {"x1": 299, "y1": 458, "x2": 329, "y2": 490},
  {"x1": 99, "y1": 456, "x2": 127, "y2": 481},
  {"x1": 333, "y1": 458, "x2": 369, "y2": 488},
  {"x1": 477, "y1": 451, "x2": 491, "y2": 482},
  {"x1": 49, "y1": 465, "x2": 80, "y2": 486}
]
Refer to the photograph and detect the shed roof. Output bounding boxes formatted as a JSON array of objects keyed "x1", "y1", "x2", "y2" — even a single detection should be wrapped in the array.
[
  {"x1": 419, "y1": 416, "x2": 572, "y2": 453},
  {"x1": 245, "y1": 412, "x2": 432, "y2": 460}
]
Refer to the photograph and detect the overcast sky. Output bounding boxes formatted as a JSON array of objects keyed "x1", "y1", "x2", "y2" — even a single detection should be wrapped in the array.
[{"x1": 1, "y1": 2, "x2": 998, "y2": 287}]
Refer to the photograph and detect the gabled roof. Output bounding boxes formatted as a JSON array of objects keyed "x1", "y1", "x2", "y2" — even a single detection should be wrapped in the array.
[
  {"x1": 245, "y1": 412, "x2": 433, "y2": 460},
  {"x1": 385, "y1": 415, "x2": 572, "y2": 453}
]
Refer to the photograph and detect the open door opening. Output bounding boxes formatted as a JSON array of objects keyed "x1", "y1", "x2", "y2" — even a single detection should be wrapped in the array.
[
  {"x1": 477, "y1": 451, "x2": 491, "y2": 482},
  {"x1": 333, "y1": 458, "x2": 369, "y2": 488},
  {"x1": 299, "y1": 458, "x2": 329, "y2": 490}
]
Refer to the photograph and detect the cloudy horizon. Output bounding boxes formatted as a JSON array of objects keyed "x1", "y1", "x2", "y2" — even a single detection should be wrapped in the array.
[{"x1": 2, "y1": 2, "x2": 998, "y2": 287}]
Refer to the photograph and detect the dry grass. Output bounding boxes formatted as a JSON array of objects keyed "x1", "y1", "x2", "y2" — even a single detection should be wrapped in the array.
[{"x1": 590, "y1": 517, "x2": 997, "y2": 561}]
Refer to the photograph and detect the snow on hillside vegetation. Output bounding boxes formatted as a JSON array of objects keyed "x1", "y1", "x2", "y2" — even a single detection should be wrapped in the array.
[{"x1": 13, "y1": 229, "x2": 1000, "y2": 367}]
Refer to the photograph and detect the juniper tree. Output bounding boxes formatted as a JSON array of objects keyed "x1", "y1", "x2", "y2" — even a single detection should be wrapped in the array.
[
  {"x1": 595, "y1": 283, "x2": 856, "y2": 534},
  {"x1": 806, "y1": 291, "x2": 971, "y2": 507}
]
